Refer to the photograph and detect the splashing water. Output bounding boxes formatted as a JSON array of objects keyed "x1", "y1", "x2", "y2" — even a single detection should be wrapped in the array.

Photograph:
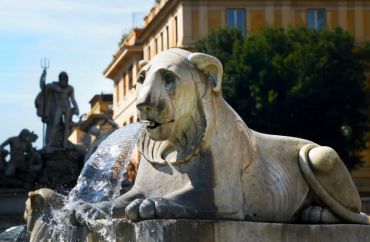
[
  {"x1": 45, "y1": 122, "x2": 148, "y2": 241},
  {"x1": 70, "y1": 122, "x2": 147, "y2": 203}
]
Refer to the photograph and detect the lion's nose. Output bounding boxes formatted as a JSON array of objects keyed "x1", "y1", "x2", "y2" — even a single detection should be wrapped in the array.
[
  {"x1": 136, "y1": 102, "x2": 152, "y2": 112},
  {"x1": 136, "y1": 92, "x2": 154, "y2": 112}
]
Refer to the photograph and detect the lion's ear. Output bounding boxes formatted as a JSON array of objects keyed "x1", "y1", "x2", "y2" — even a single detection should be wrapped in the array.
[
  {"x1": 29, "y1": 192, "x2": 44, "y2": 211},
  {"x1": 139, "y1": 60, "x2": 148, "y2": 70},
  {"x1": 188, "y1": 53, "x2": 223, "y2": 95}
]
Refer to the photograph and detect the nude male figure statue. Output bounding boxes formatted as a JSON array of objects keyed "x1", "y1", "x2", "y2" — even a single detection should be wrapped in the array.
[{"x1": 35, "y1": 70, "x2": 79, "y2": 148}]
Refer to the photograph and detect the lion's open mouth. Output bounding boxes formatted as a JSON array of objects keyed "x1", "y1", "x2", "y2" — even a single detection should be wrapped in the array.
[{"x1": 141, "y1": 119, "x2": 174, "y2": 129}]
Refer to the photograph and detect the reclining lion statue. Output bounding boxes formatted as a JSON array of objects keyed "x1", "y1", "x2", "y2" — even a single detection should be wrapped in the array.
[
  {"x1": 26, "y1": 49, "x2": 368, "y2": 228},
  {"x1": 97, "y1": 48, "x2": 368, "y2": 224}
]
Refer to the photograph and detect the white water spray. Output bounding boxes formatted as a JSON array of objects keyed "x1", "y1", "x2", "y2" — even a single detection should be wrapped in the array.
[{"x1": 45, "y1": 122, "x2": 148, "y2": 241}]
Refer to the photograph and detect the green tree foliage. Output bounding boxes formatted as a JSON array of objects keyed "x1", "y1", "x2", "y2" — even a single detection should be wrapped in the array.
[{"x1": 196, "y1": 27, "x2": 369, "y2": 168}]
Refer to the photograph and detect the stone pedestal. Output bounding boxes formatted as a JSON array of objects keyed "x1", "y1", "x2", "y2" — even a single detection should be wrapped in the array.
[
  {"x1": 87, "y1": 219, "x2": 370, "y2": 242},
  {"x1": 0, "y1": 189, "x2": 26, "y2": 233},
  {"x1": 39, "y1": 147, "x2": 84, "y2": 187}
]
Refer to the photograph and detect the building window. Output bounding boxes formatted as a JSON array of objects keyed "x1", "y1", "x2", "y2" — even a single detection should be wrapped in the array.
[
  {"x1": 166, "y1": 26, "x2": 169, "y2": 49},
  {"x1": 155, "y1": 38, "x2": 158, "y2": 55},
  {"x1": 307, "y1": 9, "x2": 326, "y2": 31},
  {"x1": 128, "y1": 65, "x2": 133, "y2": 90},
  {"x1": 147, "y1": 46, "x2": 151, "y2": 60},
  {"x1": 174, "y1": 17, "x2": 178, "y2": 47},
  {"x1": 160, "y1": 32, "x2": 164, "y2": 51},
  {"x1": 129, "y1": 116, "x2": 134, "y2": 124},
  {"x1": 115, "y1": 81, "x2": 120, "y2": 103},
  {"x1": 123, "y1": 73, "x2": 127, "y2": 97},
  {"x1": 226, "y1": 8, "x2": 246, "y2": 36}
]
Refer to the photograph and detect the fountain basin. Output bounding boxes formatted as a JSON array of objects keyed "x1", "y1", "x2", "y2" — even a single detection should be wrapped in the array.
[{"x1": 85, "y1": 219, "x2": 370, "y2": 242}]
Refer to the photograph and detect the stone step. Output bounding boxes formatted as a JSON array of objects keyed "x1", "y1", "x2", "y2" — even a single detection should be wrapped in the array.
[{"x1": 86, "y1": 219, "x2": 370, "y2": 242}]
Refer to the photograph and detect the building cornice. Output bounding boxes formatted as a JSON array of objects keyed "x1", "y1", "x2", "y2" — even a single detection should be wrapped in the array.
[
  {"x1": 103, "y1": 45, "x2": 143, "y2": 80},
  {"x1": 104, "y1": 28, "x2": 144, "y2": 80},
  {"x1": 139, "y1": 0, "x2": 181, "y2": 42},
  {"x1": 104, "y1": 1, "x2": 181, "y2": 80}
]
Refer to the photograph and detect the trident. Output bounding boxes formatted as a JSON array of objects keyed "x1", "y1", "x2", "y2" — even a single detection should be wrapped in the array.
[
  {"x1": 40, "y1": 57, "x2": 50, "y2": 70},
  {"x1": 40, "y1": 57, "x2": 50, "y2": 147}
]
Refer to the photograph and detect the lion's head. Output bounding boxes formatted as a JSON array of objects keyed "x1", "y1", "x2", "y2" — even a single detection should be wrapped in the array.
[
  {"x1": 136, "y1": 48, "x2": 223, "y2": 164},
  {"x1": 24, "y1": 188, "x2": 64, "y2": 232}
]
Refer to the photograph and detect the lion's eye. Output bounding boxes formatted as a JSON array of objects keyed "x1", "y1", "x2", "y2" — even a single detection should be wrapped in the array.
[
  {"x1": 163, "y1": 71, "x2": 176, "y2": 93},
  {"x1": 137, "y1": 72, "x2": 146, "y2": 84},
  {"x1": 163, "y1": 71, "x2": 176, "y2": 85}
]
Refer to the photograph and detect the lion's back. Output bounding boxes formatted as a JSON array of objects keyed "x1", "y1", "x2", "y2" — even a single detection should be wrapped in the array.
[{"x1": 240, "y1": 131, "x2": 312, "y2": 222}]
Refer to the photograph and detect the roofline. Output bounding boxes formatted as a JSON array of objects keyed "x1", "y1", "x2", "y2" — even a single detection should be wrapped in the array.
[
  {"x1": 139, "y1": 0, "x2": 181, "y2": 43},
  {"x1": 103, "y1": 45, "x2": 143, "y2": 80},
  {"x1": 103, "y1": 0, "x2": 181, "y2": 80},
  {"x1": 89, "y1": 94, "x2": 113, "y2": 105}
]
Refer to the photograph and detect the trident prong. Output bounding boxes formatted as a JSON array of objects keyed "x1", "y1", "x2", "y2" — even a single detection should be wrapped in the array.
[
  {"x1": 40, "y1": 57, "x2": 50, "y2": 70},
  {"x1": 39, "y1": 57, "x2": 49, "y2": 148}
]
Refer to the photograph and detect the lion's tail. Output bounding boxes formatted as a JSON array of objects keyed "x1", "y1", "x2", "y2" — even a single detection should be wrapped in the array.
[{"x1": 299, "y1": 144, "x2": 370, "y2": 224}]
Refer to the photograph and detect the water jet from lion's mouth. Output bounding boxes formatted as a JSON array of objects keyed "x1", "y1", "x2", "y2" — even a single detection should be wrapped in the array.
[
  {"x1": 44, "y1": 122, "x2": 148, "y2": 241},
  {"x1": 140, "y1": 120, "x2": 157, "y2": 128},
  {"x1": 140, "y1": 119, "x2": 175, "y2": 129}
]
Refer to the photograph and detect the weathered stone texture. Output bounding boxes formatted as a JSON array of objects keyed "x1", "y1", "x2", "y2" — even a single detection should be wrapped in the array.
[{"x1": 87, "y1": 219, "x2": 370, "y2": 242}]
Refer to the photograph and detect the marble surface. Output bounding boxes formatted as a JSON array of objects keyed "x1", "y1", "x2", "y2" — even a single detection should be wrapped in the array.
[{"x1": 87, "y1": 219, "x2": 370, "y2": 242}]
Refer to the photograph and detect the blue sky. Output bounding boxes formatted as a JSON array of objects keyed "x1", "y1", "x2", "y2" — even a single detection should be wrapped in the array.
[{"x1": 0, "y1": 0, "x2": 153, "y2": 148}]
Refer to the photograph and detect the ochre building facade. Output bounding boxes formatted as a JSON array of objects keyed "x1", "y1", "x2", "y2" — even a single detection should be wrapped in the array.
[
  {"x1": 104, "y1": 0, "x2": 370, "y2": 194},
  {"x1": 105, "y1": 0, "x2": 370, "y2": 128},
  {"x1": 69, "y1": 94, "x2": 114, "y2": 145}
]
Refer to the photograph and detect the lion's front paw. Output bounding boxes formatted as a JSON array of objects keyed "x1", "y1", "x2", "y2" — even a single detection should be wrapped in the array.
[
  {"x1": 125, "y1": 197, "x2": 187, "y2": 221},
  {"x1": 125, "y1": 198, "x2": 144, "y2": 221},
  {"x1": 139, "y1": 199, "x2": 156, "y2": 219}
]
